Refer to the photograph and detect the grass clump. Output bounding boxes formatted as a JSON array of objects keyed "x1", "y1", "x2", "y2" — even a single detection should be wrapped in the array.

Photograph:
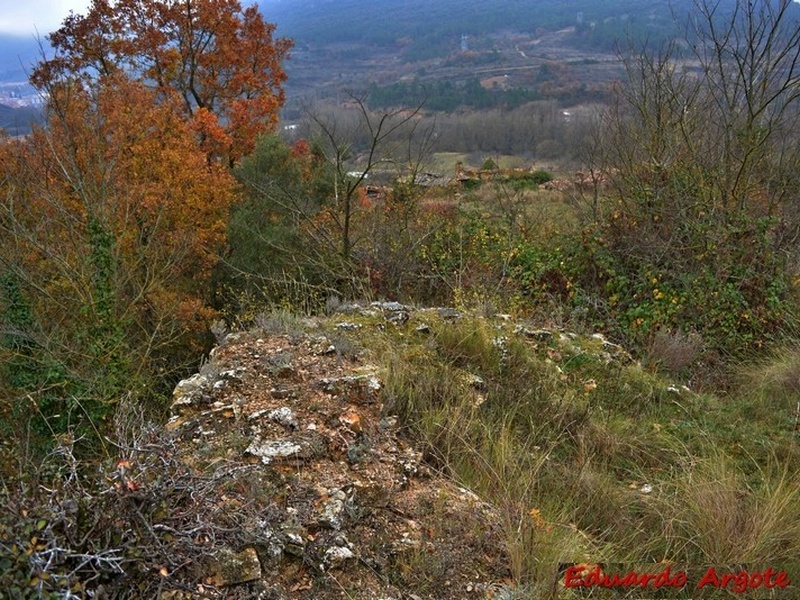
[
  {"x1": 370, "y1": 314, "x2": 800, "y2": 595},
  {"x1": 656, "y1": 454, "x2": 800, "y2": 567},
  {"x1": 736, "y1": 345, "x2": 800, "y2": 421}
]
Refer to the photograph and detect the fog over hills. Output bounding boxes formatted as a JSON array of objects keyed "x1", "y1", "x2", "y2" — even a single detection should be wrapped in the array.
[{"x1": 0, "y1": 33, "x2": 42, "y2": 82}]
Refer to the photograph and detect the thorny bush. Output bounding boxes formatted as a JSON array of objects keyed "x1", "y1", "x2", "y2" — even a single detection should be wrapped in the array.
[{"x1": 0, "y1": 412, "x2": 279, "y2": 598}]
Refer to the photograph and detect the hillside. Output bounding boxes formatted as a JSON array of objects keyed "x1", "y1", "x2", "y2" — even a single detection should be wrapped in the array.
[
  {"x1": 0, "y1": 103, "x2": 40, "y2": 136},
  {"x1": 0, "y1": 0, "x2": 759, "y2": 110},
  {"x1": 261, "y1": 0, "x2": 702, "y2": 107},
  {"x1": 3, "y1": 0, "x2": 800, "y2": 596},
  {"x1": 261, "y1": 0, "x2": 697, "y2": 53},
  {"x1": 6, "y1": 305, "x2": 800, "y2": 596}
]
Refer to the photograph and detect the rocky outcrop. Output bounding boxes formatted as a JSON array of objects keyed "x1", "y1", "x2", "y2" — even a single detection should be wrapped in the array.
[
  {"x1": 165, "y1": 324, "x2": 511, "y2": 598},
  {"x1": 160, "y1": 302, "x2": 650, "y2": 598}
]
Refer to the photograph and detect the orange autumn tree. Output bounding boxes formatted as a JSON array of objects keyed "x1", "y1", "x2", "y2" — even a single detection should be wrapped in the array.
[
  {"x1": 0, "y1": 73, "x2": 237, "y2": 443},
  {"x1": 32, "y1": 0, "x2": 292, "y2": 165}
]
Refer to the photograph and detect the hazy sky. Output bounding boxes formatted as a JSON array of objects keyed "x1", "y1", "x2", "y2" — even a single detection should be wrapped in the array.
[{"x1": 0, "y1": 0, "x2": 92, "y2": 36}]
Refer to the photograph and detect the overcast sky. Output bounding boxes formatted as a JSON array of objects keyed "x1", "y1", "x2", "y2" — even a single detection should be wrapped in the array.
[{"x1": 0, "y1": 0, "x2": 92, "y2": 37}]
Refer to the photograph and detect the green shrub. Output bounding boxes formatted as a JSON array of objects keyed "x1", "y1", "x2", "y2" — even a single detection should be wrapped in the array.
[{"x1": 507, "y1": 214, "x2": 799, "y2": 368}]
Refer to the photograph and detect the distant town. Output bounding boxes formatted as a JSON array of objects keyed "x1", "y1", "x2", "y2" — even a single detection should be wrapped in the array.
[{"x1": 0, "y1": 82, "x2": 42, "y2": 108}]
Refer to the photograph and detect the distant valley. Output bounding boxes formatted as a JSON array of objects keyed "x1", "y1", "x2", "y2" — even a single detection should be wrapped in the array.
[
  {"x1": 259, "y1": 0, "x2": 705, "y2": 114},
  {"x1": 0, "y1": 0, "x2": 766, "y2": 134},
  {"x1": 0, "y1": 34, "x2": 45, "y2": 134}
]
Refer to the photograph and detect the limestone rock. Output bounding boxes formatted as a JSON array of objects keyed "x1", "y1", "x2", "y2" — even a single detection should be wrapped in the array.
[
  {"x1": 323, "y1": 545, "x2": 355, "y2": 569},
  {"x1": 205, "y1": 547, "x2": 261, "y2": 587},
  {"x1": 162, "y1": 315, "x2": 522, "y2": 597},
  {"x1": 245, "y1": 438, "x2": 306, "y2": 464},
  {"x1": 172, "y1": 372, "x2": 211, "y2": 408}
]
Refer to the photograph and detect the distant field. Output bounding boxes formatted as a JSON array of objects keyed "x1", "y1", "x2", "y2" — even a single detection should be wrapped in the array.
[
  {"x1": 429, "y1": 152, "x2": 534, "y2": 173},
  {"x1": 428, "y1": 152, "x2": 471, "y2": 173}
]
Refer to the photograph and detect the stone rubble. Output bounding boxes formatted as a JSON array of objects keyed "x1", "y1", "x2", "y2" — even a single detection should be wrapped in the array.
[{"x1": 163, "y1": 307, "x2": 646, "y2": 598}]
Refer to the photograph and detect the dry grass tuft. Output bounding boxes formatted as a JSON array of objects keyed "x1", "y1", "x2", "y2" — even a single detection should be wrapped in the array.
[
  {"x1": 646, "y1": 329, "x2": 704, "y2": 374},
  {"x1": 657, "y1": 453, "x2": 800, "y2": 565}
]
